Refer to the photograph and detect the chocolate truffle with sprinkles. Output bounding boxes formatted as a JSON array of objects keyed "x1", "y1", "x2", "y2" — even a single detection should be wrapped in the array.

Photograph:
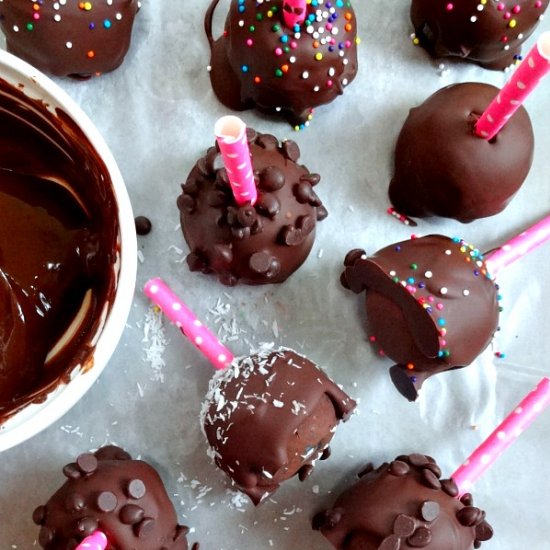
[
  {"x1": 201, "y1": 346, "x2": 356, "y2": 505},
  {"x1": 341, "y1": 235, "x2": 500, "y2": 401},
  {"x1": 410, "y1": 0, "x2": 549, "y2": 70},
  {"x1": 0, "y1": 0, "x2": 140, "y2": 78},
  {"x1": 313, "y1": 453, "x2": 493, "y2": 549},
  {"x1": 32, "y1": 445, "x2": 198, "y2": 550},
  {"x1": 205, "y1": 0, "x2": 359, "y2": 129},
  {"x1": 177, "y1": 127, "x2": 327, "y2": 286}
]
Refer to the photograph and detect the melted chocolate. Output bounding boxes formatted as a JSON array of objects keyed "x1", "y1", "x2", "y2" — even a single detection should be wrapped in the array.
[
  {"x1": 313, "y1": 454, "x2": 493, "y2": 549},
  {"x1": 32, "y1": 445, "x2": 196, "y2": 550},
  {"x1": 389, "y1": 83, "x2": 534, "y2": 223},
  {"x1": 0, "y1": 77, "x2": 118, "y2": 422},
  {"x1": 0, "y1": 0, "x2": 140, "y2": 78},
  {"x1": 178, "y1": 128, "x2": 327, "y2": 286},
  {"x1": 201, "y1": 347, "x2": 356, "y2": 504},
  {"x1": 205, "y1": 0, "x2": 358, "y2": 127},
  {"x1": 411, "y1": 0, "x2": 549, "y2": 70},
  {"x1": 342, "y1": 236, "x2": 499, "y2": 401}
]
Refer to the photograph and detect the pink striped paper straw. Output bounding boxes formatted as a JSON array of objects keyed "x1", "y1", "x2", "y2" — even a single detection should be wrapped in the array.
[
  {"x1": 484, "y1": 213, "x2": 550, "y2": 277},
  {"x1": 452, "y1": 378, "x2": 550, "y2": 496},
  {"x1": 475, "y1": 32, "x2": 550, "y2": 140},
  {"x1": 283, "y1": 0, "x2": 307, "y2": 28},
  {"x1": 76, "y1": 531, "x2": 107, "y2": 550},
  {"x1": 144, "y1": 278, "x2": 234, "y2": 370},
  {"x1": 215, "y1": 116, "x2": 257, "y2": 206}
]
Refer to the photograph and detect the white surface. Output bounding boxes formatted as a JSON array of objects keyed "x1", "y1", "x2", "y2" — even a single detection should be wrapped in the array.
[{"x1": 1, "y1": 1, "x2": 550, "y2": 549}]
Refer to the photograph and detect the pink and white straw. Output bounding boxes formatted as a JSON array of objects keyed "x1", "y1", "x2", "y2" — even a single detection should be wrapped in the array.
[
  {"x1": 76, "y1": 531, "x2": 107, "y2": 550},
  {"x1": 451, "y1": 378, "x2": 550, "y2": 496},
  {"x1": 475, "y1": 32, "x2": 550, "y2": 141},
  {"x1": 485, "y1": 213, "x2": 550, "y2": 277},
  {"x1": 215, "y1": 115, "x2": 257, "y2": 206},
  {"x1": 144, "y1": 278, "x2": 234, "y2": 370}
]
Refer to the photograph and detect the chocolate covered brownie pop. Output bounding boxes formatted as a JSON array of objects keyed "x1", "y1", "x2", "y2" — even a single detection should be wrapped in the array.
[
  {"x1": 342, "y1": 215, "x2": 550, "y2": 400},
  {"x1": 144, "y1": 278, "x2": 356, "y2": 505},
  {"x1": 0, "y1": 0, "x2": 140, "y2": 78},
  {"x1": 205, "y1": 0, "x2": 359, "y2": 128},
  {"x1": 313, "y1": 454, "x2": 493, "y2": 549},
  {"x1": 410, "y1": 0, "x2": 549, "y2": 70},
  {"x1": 32, "y1": 445, "x2": 197, "y2": 550},
  {"x1": 178, "y1": 118, "x2": 327, "y2": 286},
  {"x1": 389, "y1": 82, "x2": 534, "y2": 223}
]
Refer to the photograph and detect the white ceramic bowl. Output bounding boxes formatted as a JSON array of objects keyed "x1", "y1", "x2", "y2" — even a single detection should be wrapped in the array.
[{"x1": 0, "y1": 49, "x2": 137, "y2": 452}]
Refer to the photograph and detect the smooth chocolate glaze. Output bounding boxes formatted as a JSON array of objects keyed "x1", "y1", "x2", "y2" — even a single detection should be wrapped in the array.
[
  {"x1": 201, "y1": 347, "x2": 356, "y2": 504},
  {"x1": 411, "y1": 0, "x2": 549, "y2": 70},
  {"x1": 205, "y1": 0, "x2": 358, "y2": 127},
  {"x1": 0, "y1": 77, "x2": 118, "y2": 423},
  {"x1": 178, "y1": 128, "x2": 327, "y2": 286},
  {"x1": 341, "y1": 236, "x2": 499, "y2": 401},
  {"x1": 0, "y1": 0, "x2": 140, "y2": 78},
  {"x1": 389, "y1": 83, "x2": 534, "y2": 223},
  {"x1": 32, "y1": 445, "x2": 198, "y2": 550},
  {"x1": 313, "y1": 453, "x2": 493, "y2": 549}
]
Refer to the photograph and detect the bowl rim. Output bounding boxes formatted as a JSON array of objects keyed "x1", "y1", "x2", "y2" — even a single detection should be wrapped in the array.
[{"x1": 0, "y1": 49, "x2": 138, "y2": 452}]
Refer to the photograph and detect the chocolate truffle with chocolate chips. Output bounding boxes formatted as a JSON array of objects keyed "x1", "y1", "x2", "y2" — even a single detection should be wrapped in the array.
[
  {"x1": 201, "y1": 347, "x2": 356, "y2": 505},
  {"x1": 32, "y1": 445, "x2": 198, "y2": 550},
  {"x1": 205, "y1": 0, "x2": 358, "y2": 128},
  {"x1": 313, "y1": 454, "x2": 493, "y2": 549},
  {"x1": 410, "y1": 0, "x2": 549, "y2": 70},
  {"x1": 177, "y1": 128, "x2": 327, "y2": 286},
  {"x1": 341, "y1": 235, "x2": 500, "y2": 401},
  {"x1": 389, "y1": 83, "x2": 534, "y2": 223},
  {"x1": 0, "y1": 0, "x2": 140, "y2": 78}
]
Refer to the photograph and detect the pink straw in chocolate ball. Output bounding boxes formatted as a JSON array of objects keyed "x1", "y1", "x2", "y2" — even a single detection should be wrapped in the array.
[{"x1": 75, "y1": 531, "x2": 107, "y2": 550}]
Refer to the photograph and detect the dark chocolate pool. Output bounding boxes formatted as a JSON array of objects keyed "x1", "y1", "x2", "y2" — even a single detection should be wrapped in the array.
[{"x1": 0, "y1": 76, "x2": 120, "y2": 424}]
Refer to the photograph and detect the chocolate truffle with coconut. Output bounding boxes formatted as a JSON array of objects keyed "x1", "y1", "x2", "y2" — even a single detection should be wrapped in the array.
[{"x1": 201, "y1": 347, "x2": 356, "y2": 504}]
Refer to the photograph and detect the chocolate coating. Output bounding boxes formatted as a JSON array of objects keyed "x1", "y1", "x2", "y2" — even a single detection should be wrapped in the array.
[
  {"x1": 313, "y1": 454, "x2": 493, "y2": 549},
  {"x1": 205, "y1": 0, "x2": 358, "y2": 127},
  {"x1": 411, "y1": 0, "x2": 549, "y2": 70},
  {"x1": 0, "y1": 77, "x2": 119, "y2": 423},
  {"x1": 178, "y1": 128, "x2": 327, "y2": 286},
  {"x1": 0, "y1": 0, "x2": 140, "y2": 78},
  {"x1": 389, "y1": 83, "x2": 534, "y2": 223},
  {"x1": 201, "y1": 347, "x2": 356, "y2": 504},
  {"x1": 341, "y1": 236, "x2": 499, "y2": 401},
  {"x1": 32, "y1": 445, "x2": 196, "y2": 550}
]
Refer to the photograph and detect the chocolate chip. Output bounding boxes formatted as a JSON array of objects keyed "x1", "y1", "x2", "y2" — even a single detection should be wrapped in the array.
[
  {"x1": 256, "y1": 133, "x2": 279, "y2": 150},
  {"x1": 94, "y1": 445, "x2": 131, "y2": 461},
  {"x1": 32, "y1": 505, "x2": 46, "y2": 525},
  {"x1": 409, "y1": 453, "x2": 430, "y2": 467},
  {"x1": 249, "y1": 251, "x2": 273, "y2": 274},
  {"x1": 231, "y1": 226, "x2": 251, "y2": 240},
  {"x1": 256, "y1": 193, "x2": 281, "y2": 218},
  {"x1": 186, "y1": 251, "x2": 208, "y2": 272},
  {"x1": 320, "y1": 447, "x2": 331, "y2": 461},
  {"x1": 246, "y1": 127, "x2": 258, "y2": 143},
  {"x1": 197, "y1": 156, "x2": 209, "y2": 177},
  {"x1": 216, "y1": 168, "x2": 230, "y2": 186},
  {"x1": 127, "y1": 478, "x2": 146, "y2": 500},
  {"x1": 357, "y1": 463, "x2": 374, "y2": 478},
  {"x1": 177, "y1": 193, "x2": 196, "y2": 214},
  {"x1": 389, "y1": 460, "x2": 410, "y2": 476},
  {"x1": 175, "y1": 524, "x2": 190, "y2": 540},
  {"x1": 237, "y1": 205, "x2": 257, "y2": 227},
  {"x1": 440, "y1": 478, "x2": 459, "y2": 497},
  {"x1": 323, "y1": 508, "x2": 344, "y2": 529},
  {"x1": 97, "y1": 491, "x2": 118, "y2": 512},
  {"x1": 299, "y1": 172, "x2": 321, "y2": 186},
  {"x1": 297, "y1": 214, "x2": 315, "y2": 235},
  {"x1": 460, "y1": 493, "x2": 473, "y2": 506},
  {"x1": 76, "y1": 454, "x2": 98, "y2": 474},
  {"x1": 281, "y1": 140, "x2": 300, "y2": 162},
  {"x1": 280, "y1": 225, "x2": 304, "y2": 246},
  {"x1": 120, "y1": 504, "x2": 145, "y2": 525},
  {"x1": 420, "y1": 501, "x2": 440, "y2": 522},
  {"x1": 344, "y1": 248, "x2": 366, "y2": 267},
  {"x1": 134, "y1": 216, "x2": 152, "y2": 235},
  {"x1": 207, "y1": 189, "x2": 227, "y2": 207},
  {"x1": 298, "y1": 464, "x2": 314, "y2": 481},
  {"x1": 423, "y1": 462, "x2": 442, "y2": 478},
  {"x1": 294, "y1": 181, "x2": 315, "y2": 204},
  {"x1": 219, "y1": 271, "x2": 238, "y2": 286},
  {"x1": 475, "y1": 520, "x2": 494, "y2": 542},
  {"x1": 64, "y1": 493, "x2": 85, "y2": 512},
  {"x1": 62, "y1": 462, "x2": 82, "y2": 480},
  {"x1": 407, "y1": 527, "x2": 432, "y2": 547},
  {"x1": 134, "y1": 517, "x2": 156, "y2": 538},
  {"x1": 259, "y1": 166, "x2": 285, "y2": 191},
  {"x1": 421, "y1": 468, "x2": 441, "y2": 490},
  {"x1": 393, "y1": 514, "x2": 416, "y2": 537},
  {"x1": 38, "y1": 526, "x2": 54, "y2": 546},
  {"x1": 378, "y1": 534, "x2": 400, "y2": 550},
  {"x1": 77, "y1": 516, "x2": 98, "y2": 536},
  {"x1": 316, "y1": 204, "x2": 328, "y2": 221},
  {"x1": 457, "y1": 506, "x2": 482, "y2": 527}
]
